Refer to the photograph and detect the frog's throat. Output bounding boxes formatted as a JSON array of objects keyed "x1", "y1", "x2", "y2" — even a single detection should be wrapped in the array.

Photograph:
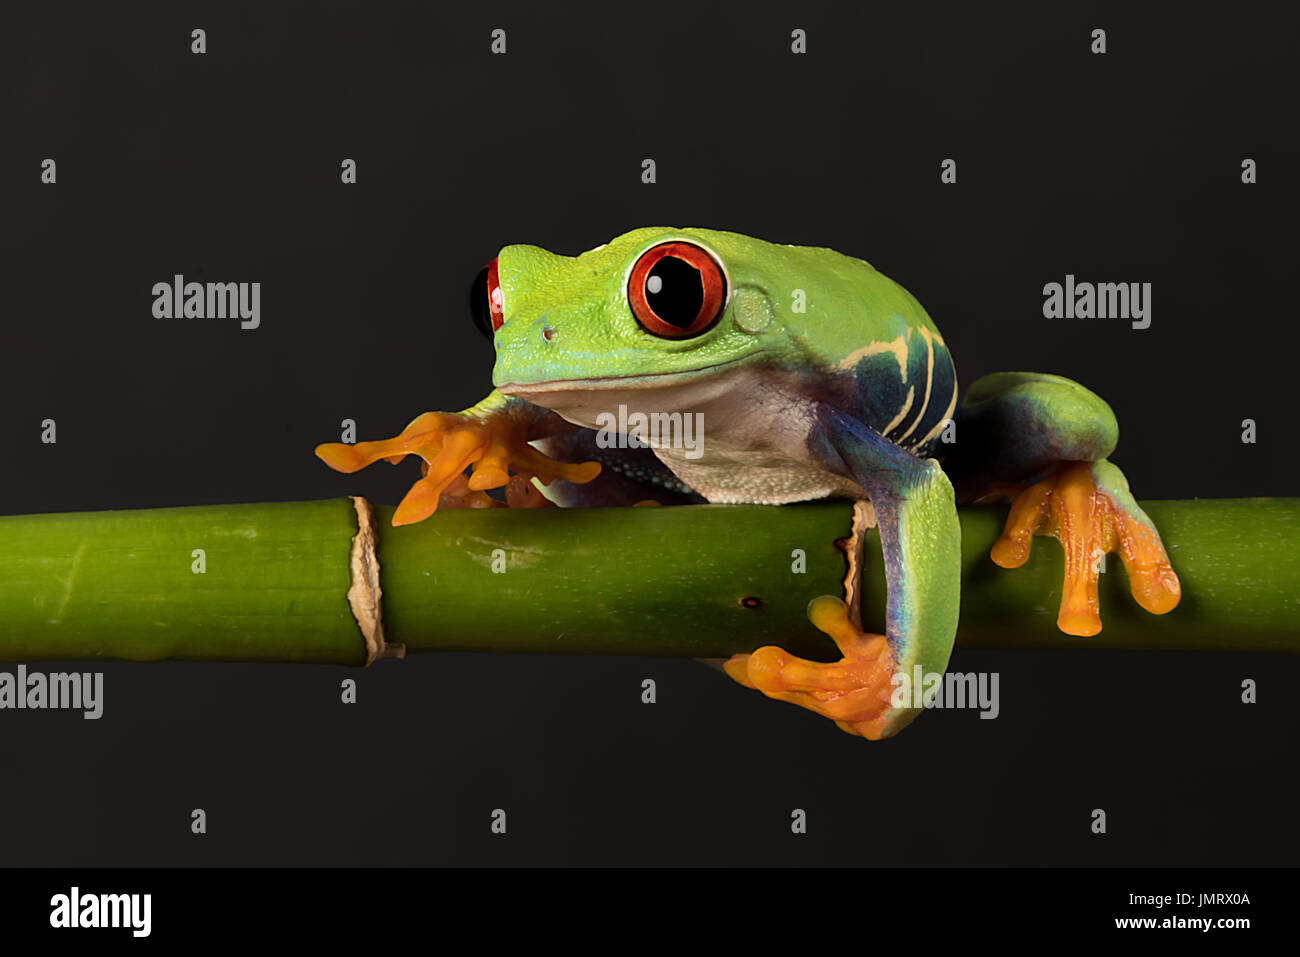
[{"x1": 497, "y1": 356, "x2": 755, "y2": 395}]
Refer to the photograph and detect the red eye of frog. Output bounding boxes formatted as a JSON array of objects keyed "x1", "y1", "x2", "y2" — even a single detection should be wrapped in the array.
[
  {"x1": 627, "y1": 241, "x2": 727, "y2": 339},
  {"x1": 470, "y1": 258, "x2": 504, "y2": 338}
]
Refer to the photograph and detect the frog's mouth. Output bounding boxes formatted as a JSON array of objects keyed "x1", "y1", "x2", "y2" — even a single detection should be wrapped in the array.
[
  {"x1": 498, "y1": 356, "x2": 755, "y2": 395},
  {"x1": 499, "y1": 357, "x2": 782, "y2": 434}
]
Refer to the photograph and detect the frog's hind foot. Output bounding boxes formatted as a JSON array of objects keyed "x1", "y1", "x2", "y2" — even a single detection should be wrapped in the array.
[
  {"x1": 315, "y1": 410, "x2": 600, "y2": 526},
  {"x1": 991, "y1": 460, "x2": 1181, "y2": 636},
  {"x1": 724, "y1": 596, "x2": 897, "y2": 740}
]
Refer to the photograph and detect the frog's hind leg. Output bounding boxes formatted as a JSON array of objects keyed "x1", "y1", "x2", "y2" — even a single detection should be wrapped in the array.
[
  {"x1": 946, "y1": 372, "x2": 1180, "y2": 636},
  {"x1": 724, "y1": 408, "x2": 962, "y2": 740}
]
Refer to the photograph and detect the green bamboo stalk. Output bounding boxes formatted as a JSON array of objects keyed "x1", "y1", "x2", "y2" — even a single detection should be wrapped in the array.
[
  {"x1": 0, "y1": 500, "x2": 363, "y2": 664},
  {"x1": 0, "y1": 497, "x2": 1295, "y2": 664},
  {"x1": 939, "y1": 498, "x2": 1300, "y2": 654}
]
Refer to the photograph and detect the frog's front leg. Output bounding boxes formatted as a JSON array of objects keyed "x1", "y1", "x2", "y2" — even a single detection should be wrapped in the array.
[
  {"x1": 315, "y1": 390, "x2": 600, "y2": 525},
  {"x1": 946, "y1": 372, "x2": 1181, "y2": 636},
  {"x1": 725, "y1": 408, "x2": 962, "y2": 740}
]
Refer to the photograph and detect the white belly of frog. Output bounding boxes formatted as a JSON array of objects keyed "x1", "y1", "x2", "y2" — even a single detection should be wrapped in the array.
[
  {"x1": 519, "y1": 364, "x2": 866, "y2": 504},
  {"x1": 653, "y1": 443, "x2": 863, "y2": 504}
]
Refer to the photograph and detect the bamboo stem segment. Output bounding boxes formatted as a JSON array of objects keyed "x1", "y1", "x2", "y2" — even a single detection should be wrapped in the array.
[
  {"x1": 0, "y1": 497, "x2": 1294, "y2": 664},
  {"x1": 0, "y1": 499, "x2": 365, "y2": 664}
]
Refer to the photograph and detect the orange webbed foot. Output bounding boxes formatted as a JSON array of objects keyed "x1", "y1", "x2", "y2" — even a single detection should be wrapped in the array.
[
  {"x1": 990, "y1": 460, "x2": 1181, "y2": 636},
  {"x1": 724, "y1": 596, "x2": 896, "y2": 740},
  {"x1": 315, "y1": 410, "x2": 600, "y2": 525}
]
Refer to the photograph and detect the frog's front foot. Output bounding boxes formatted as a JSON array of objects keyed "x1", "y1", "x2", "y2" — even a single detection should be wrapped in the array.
[
  {"x1": 724, "y1": 596, "x2": 897, "y2": 740},
  {"x1": 990, "y1": 460, "x2": 1181, "y2": 636},
  {"x1": 315, "y1": 410, "x2": 600, "y2": 525}
]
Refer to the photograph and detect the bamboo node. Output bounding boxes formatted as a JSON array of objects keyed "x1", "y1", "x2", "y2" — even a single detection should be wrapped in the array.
[{"x1": 348, "y1": 496, "x2": 403, "y2": 664}]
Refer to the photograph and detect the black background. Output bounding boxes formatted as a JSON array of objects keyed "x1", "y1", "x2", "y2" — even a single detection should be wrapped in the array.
[{"x1": 1, "y1": 1, "x2": 1297, "y2": 867}]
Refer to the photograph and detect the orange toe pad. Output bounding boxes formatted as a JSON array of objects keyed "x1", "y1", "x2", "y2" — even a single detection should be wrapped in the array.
[
  {"x1": 315, "y1": 410, "x2": 599, "y2": 526},
  {"x1": 991, "y1": 462, "x2": 1180, "y2": 636},
  {"x1": 725, "y1": 596, "x2": 896, "y2": 740}
]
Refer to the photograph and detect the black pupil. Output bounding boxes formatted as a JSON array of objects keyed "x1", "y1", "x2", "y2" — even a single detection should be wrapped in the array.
[
  {"x1": 645, "y1": 256, "x2": 703, "y2": 328},
  {"x1": 470, "y1": 266, "x2": 493, "y2": 339}
]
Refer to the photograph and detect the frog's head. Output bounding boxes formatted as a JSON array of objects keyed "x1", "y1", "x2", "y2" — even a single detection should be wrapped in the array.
[{"x1": 471, "y1": 227, "x2": 813, "y2": 421}]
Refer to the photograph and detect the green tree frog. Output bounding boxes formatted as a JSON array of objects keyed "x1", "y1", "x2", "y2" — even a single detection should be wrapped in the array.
[{"x1": 317, "y1": 227, "x2": 1181, "y2": 740}]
